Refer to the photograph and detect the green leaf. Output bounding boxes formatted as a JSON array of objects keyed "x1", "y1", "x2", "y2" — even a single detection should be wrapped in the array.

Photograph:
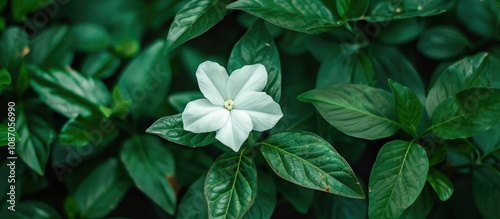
[
  {"x1": 28, "y1": 25, "x2": 74, "y2": 68},
  {"x1": 227, "y1": 0, "x2": 341, "y2": 34},
  {"x1": 316, "y1": 44, "x2": 376, "y2": 88},
  {"x1": 312, "y1": 191, "x2": 367, "y2": 219},
  {"x1": 426, "y1": 52, "x2": 490, "y2": 116},
  {"x1": 74, "y1": 158, "x2": 132, "y2": 219},
  {"x1": 176, "y1": 177, "x2": 208, "y2": 219},
  {"x1": 0, "y1": 68, "x2": 11, "y2": 91},
  {"x1": 427, "y1": 169, "x2": 454, "y2": 201},
  {"x1": 0, "y1": 201, "x2": 62, "y2": 219},
  {"x1": 168, "y1": 91, "x2": 203, "y2": 112},
  {"x1": 376, "y1": 18, "x2": 426, "y2": 45},
  {"x1": 120, "y1": 135, "x2": 177, "y2": 214},
  {"x1": 426, "y1": 142, "x2": 447, "y2": 167},
  {"x1": 117, "y1": 40, "x2": 171, "y2": 116},
  {"x1": 146, "y1": 114, "x2": 217, "y2": 147},
  {"x1": 58, "y1": 115, "x2": 119, "y2": 147},
  {"x1": 0, "y1": 124, "x2": 20, "y2": 147},
  {"x1": 388, "y1": 79, "x2": 422, "y2": 137},
  {"x1": 261, "y1": 131, "x2": 365, "y2": 198},
  {"x1": 299, "y1": 84, "x2": 399, "y2": 140},
  {"x1": 70, "y1": 23, "x2": 111, "y2": 52},
  {"x1": 204, "y1": 151, "x2": 257, "y2": 219},
  {"x1": 165, "y1": 0, "x2": 230, "y2": 53},
  {"x1": 275, "y1": 177, "x2": 314, "y2": 214},
  {"x1": 228, "y1": 19, "x2": 281, "y2": 102},
  {"x1": 428, "y1": 88, "x2": 500, "y2": 139},
  {"x1": 368, "y1": 140, "x2": 429, "y2": 219},
  {"x1": 0, "y1": 26, "x2": 29, "y2": 69},
  {"x1": 81, "y1": 52, "x2": 121, "y2": 79},
  {"x1": 399, "y1": 185, "x2": 434, "y2": 219},
  {"x1": 457, "y1": 0, "x2": 500, "y2": 38},
  {"x1": 473, "y1": 164, "x2": 500, "y2": 219},
  {"x1": 17, "y1": 99, "x2": 55, "y2": 175},
  {"x1": 243, "y1": 171, "x2": 276, "y2": 219},
  {"x1": 365, "y1": 0, "x2": 447, "y2": 22},
  {"x1": 64, "y1": 197, "x2": 78, "y2": 219},
  {"x1": 336, "y1": 0, "x2": 369, "y2": 19},
  {"x1": 473, "y1": 123, "x2": 500, "y2": 156},
  {"x1": 417, "y1": 26, "x2": 470, "y2": 60},
  {"x1": 29, "y1": 66, "x2": 111, "y2": 118},
  {"x1": 11, "y1": 0, "x2": 54, "y2": 21}
]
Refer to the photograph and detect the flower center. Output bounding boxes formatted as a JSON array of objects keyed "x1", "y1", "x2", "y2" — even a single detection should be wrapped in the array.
[{"x1": 224, "y1": 99, "x2": 235, "y2": 111}]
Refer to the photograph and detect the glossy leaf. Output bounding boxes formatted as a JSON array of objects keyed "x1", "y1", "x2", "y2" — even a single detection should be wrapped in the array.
[
  {"x1": 299, "y1": 84, "x2": 399, "y2": 140},
  {"x1": 473, "y1": 164, "x2": 500, "y2": 219},
  {"x1": 473, "y1": 123, "x2": 500, "y2": 156},
  {"x1": 29, "y1": 66, "x2": 111, "y2": 118},
  {"x1": 70, "y1": 23, "x2": 111, "y2": 52},
  {"x1": 336, "y1": 0, "x2": 369, "y2": 19},
  {"x1": 0, "y1": 201, "x2": 62, "y2": 219},
  {"x1": 74, "y1": 158, "x2": 132, "y2": 219},
  {"x1": 81, "y1": 52, "x2": 121, "y2": 79},
  {"x1": 117, "y1": 40, "x2": 171, "y2": 116},
  {"x1": 176, "y1": 177, "x2": 208, "y2": 219},
  {"x1": 204, "y1": 151, "x2": 257, "y2": 219},
  {"x1": 365, "y1": 0, "x2": 447, "y2": 22},
  {"x1": 146, "y1": 113, "x2": 217, "y2": 147},
  {"x1": 417, "y1": 26, "x2": 470, "y2": 59},
  {"x1": 227, "y1": 0, "x2": 341, "y2": 34},
  {"x1": 228, "y1": 19, "x2": 281, "y2": 101},
  {"x1": 426, "y1": 53, "x2": 490, "y2": 116},
  {"x1": 429, "y1": 88, "x2": 500, "y2": 139},
  {"x1": 17, "y1": 100, "x2": 55, "y2": 175},
  {"x1": 243, "y1": 171, "x2": 276, "y2": 219},
  {"x1": 165, "y1": 0, "x2": 230, "y2": 53},
  {"x1": 316, "y1": 45, "x2": 375, "y2": 88},
  {"x1": 28, "y1": 25, "x2": 74, "y2": 68},
  {"x1": 427, "y1": 169, "x2": 454, "y2": 201},
  {"x1": 0, "y1": 26, "x2": 28, "y2": 69},
  {"x1": 261, "y1": 132, "x2": 365, "y2": 198},
  {"x1": 368, "y1": 140, "x2": 429, "y2": 219},
  {"x1": 376, "y1": 18, "x2": 426, "y2": 45},
  {"x1": 399, "y1": 185, "x2": 434, "y2": 219},
  {"x1": 389, "y1": 79, "x2": 422, "y2": 137},
  {"x1": 120, "y1": 135, "x2": 177, "y2": 214}
]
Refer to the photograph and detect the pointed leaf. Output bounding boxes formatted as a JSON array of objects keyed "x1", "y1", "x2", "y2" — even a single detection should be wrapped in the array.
[
  {"x1": 428, "y1": 87, "x2": 500, "y2": 139},
  {"x1": 388, "y1": 79, "x2": 422, "y2": 137},
  {"x1": 228, "y1": 19, "x2": 281, "y2": 101},
  {"x1": 336, "y1": 0, "x2": 369, "y2": 19},
  {"x1": 204, "y1": 151, "x2": 257, "y2": 219},
  {"x1": 146, "y1": 113, "x2": 217, "y2": 147},
  {"x1": 165, "y1": 0, "x2": 230, "y2": 53},
  {"x1": 227, "y1": 0, "x2": 341, "y2": 34},
  {"x1": 417, "y1": 26, "x2": 470, "y2": 60},
  {"x1": 261, "y1": 131, "x2": 365, "y2": 198},
  {"x1": 120, "y1": 135, "x2": 177, "y2": 214},
  {"x1": 368, "y1": 140, "x2": 429, "y2": 219},
  {"x1": 299, "y1": 84, "x2": 399, "y2": 140},
  {"x1": 427, "y1": 169, "x2": 454, "y2": 201}
]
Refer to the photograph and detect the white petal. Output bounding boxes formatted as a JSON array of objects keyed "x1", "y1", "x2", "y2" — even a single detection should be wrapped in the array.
[
  {"x1": 196, "y1": 61, "x2": 229, "y2": 105},
  {"x1": 234, "y1": 91, "x2": 283, "y2": 131},
  {"x1": 215, "y1": 110, "x2": 253, "y2": 152},
  {"x1": 182, "y1": 99, "x2": 229, "y2": 133},
  {"x1": 226, "y1": 64, "x2": 267, "y2": 99}
]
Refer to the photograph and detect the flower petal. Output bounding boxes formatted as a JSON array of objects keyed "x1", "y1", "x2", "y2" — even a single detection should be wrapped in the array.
[
  {"x1": 234, "y1": 91, "x2": 283, "y2": 131},
  {"x1": 215, "y1": 110, "x2": 253, "y2": 152},
  {"x1": 196, "y1": 61, "x2": 229, "y2": 105},
  {"x1": 226, "y1": 64, "x2": 267, "y2": 99},
  {"x1": 182, "y1": 99, "x2": 229, "y2": 133}
]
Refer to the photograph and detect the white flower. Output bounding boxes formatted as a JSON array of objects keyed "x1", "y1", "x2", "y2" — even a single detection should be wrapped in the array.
[{"x1": 182, "y1": 61, "x2": 283, "y2": 152}]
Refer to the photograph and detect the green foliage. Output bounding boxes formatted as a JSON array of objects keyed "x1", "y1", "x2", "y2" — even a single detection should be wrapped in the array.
[{"x1": 2, "y1": 0, "x2": 500, "y2": 218}]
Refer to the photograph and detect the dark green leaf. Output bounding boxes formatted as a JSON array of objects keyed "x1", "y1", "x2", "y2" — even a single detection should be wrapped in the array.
[
  {"x1": 426, "y1": 52, "x2": 489, "y2": 116},
  {"x1": 17, "y1": 99, "x2": 55, "y2": 175},
  {"x1": 58, "y1": 115, "x2": 119, "y2": 147},
  {"x1": 11, "y1": 0, "x2": 54, "y2": 21},
  {"x1": 261, "y1": 132, "x2": 365, "y2": 198},
  {"x1": 457, "y1": 0, "x2": 500, "y2": 38},
  {"x1": 399, "y1": 185, "x2": 434, "y2": 219},
  {"x1": 428, "y1": 88, "x2": 500, "y2": 139},
  {"x1": 227, "y1": 0, "x2": 341, "y2": 34},
  {"x1": 312, "y1": 191, "x2": 368, "y2": 219},
  {"x1": 204, "y1": 151, "x2": 257, "y2": 219},
  {"x1": 243, "y1": 171, "x2": 276, "y2": 219},
  {"x1": 426, "y1": 142, "x2": 447, "y2": 167},
  {"x1": 70, "y1": 23, "x2": 111, "y2": 52},
  {"x1": 0, "y1": 124, "x2": 20, "y2": 147},
  {"x1": 64, "y1": 197, "x2": 78, "y2": 219},
  {"x1": 228, "y1": 19, "x2": 281, "y2": 101},
  {"x1": 0, "y1": 68, "x2": 11, "y2": 91},
  {"x1": 176, "y1": 177, "x2": 208, "y2": 219},
  {"x1": 165, "y1": 0, "x2": 230, "y2": 53},
  {"x1": 117, "y1": 40, "x2": 171, "y2": 116},
  {"x1": 275, "y1": 177, "x2": 315, "y2": 214},
  {"x1": 473, "y1": 124, "x2": 500, "y2": 156},
  {"x1": 473, "y1": 164, "x2": 500, "y2": 219},
  {"x1": 0, "y1": 26, "x2": 28, "y2": 69},
  {"x1": 0, "y1": 201, "x2": 62, "y2": 219},
  {"x1": 388, "y1": 79, "x2": 422, "y2": 137},
  {"x1": 29, "y1": 66, "x2": 111, "y2": 118},
  {"x1": 316, "y1": 45, "x2": 375, "y2": 88},
  {"x1": 369, "y1": 140, "x2": 429, "y2": 219},
  {"x1": 74, "y1": 158, "x2": 132, "y2": 219},
  {"x1": 417, "y1": 26, "x2": 470, "y2": 59},
  {"x1": 168, "y1": 91, "x2": 203, "y2": 112},
  {"x1": 28, "y1": 25, "x2": 74, "y2": 68},
  {"x1": 120, "y1": 135, "x2": 177, "y2": 214},
  {"x1": 336, "y1": 0, "x2": 369, "y2": 19},
  {"x1": 376, "y1": 18, "x2": 426, "y2": 45},
  {"x1": 427, "y1": 169, "x2": 454, "y2": 201},
  {"x1": 365, "y1": 0, "x2": 447, "y2": 22},
  {"x1": 299, "y1": 84, "x2": 399, "y2": 140},
  {"x1": 146, "y1": 114, "x2": 217, "y2": 147},
  {"x1": 81, "y1": 52, "x2": 121, "y2": 79}
]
